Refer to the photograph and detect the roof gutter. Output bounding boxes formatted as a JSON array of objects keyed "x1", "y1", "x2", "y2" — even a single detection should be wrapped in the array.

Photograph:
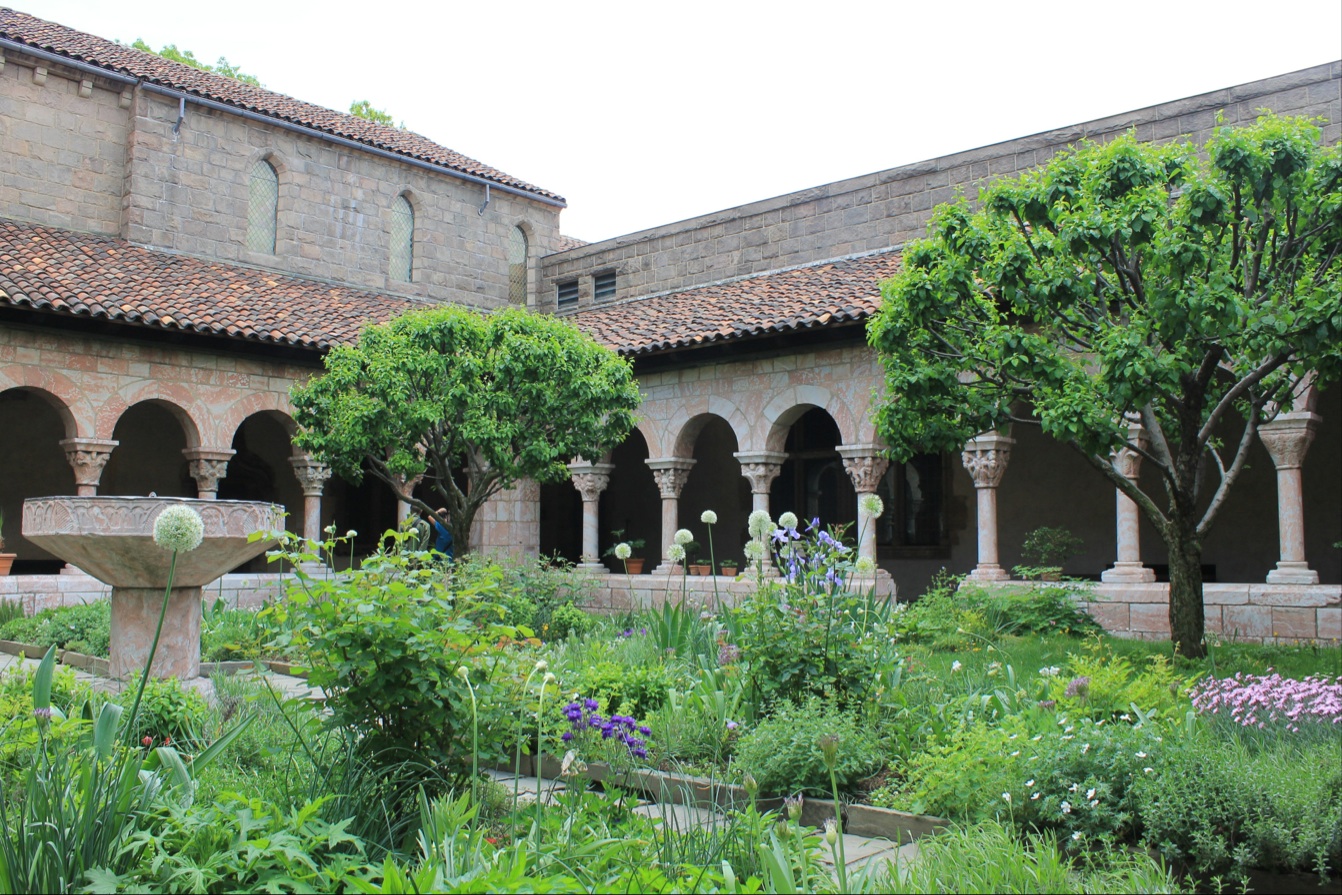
[{"x1": 0, "y1": 36, "x2": 566, "y2": 209}]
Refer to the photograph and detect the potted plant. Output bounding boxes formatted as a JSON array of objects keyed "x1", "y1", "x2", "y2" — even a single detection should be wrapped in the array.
[
  {"x1": 604, "y1": 529, "x2": 646, "y2": 575},
  {"x1": 719, "y1": 560, "x2": 738, "y2": 577},
  {"x1": 0, "y1": 509, "x2": 14, "y2": 576},
  {"x1": 1015, "y1": 526, "x2": 1083, "y2": 581},
  {"x1": 684, "y1": 540, "x2": 711, "y2": 575}
]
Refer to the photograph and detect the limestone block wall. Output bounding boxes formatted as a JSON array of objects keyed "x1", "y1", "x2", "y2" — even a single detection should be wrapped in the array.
[
  {"x1": 543, "y1": 63, "x2": 1340, "y2": 310},
  {"x1": 0, "y1": 571, "x2": 285, "y2": 616},
  {"x1": 0, "y1": 50, "x2": 128, "y2": 234},
  {"x1": 471, "y1": 480, "x2": 541, "y2": 559},
  {"x1": 1080, "y1": 582, "x2": 1342, "y2": 644}
]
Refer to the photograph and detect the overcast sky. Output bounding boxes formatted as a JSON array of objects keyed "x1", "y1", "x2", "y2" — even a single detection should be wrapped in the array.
[{"x1": 19, "y1": 0, "x2": 1342, "y2": 242}]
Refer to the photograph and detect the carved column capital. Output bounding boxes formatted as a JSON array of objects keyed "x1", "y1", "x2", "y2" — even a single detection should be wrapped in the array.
[
  {"x1": 59, "y1": 438, "x2": 119, "y2": 494},
  {"x1": 961, "y1": 432, "x2": 1014, "y2": 489},
  {"x1": 289, "y1": 456, "x2": 332, "y2": 497},
  {"x1": 1108, "y1": 424, "x2": 1149, "y2": 480},
  {"x1": 645, "y1": 458, "x2": 696, "y2": 499},
  {"x1": 569, "y1": 462, "x2": 615, "y2": 503},
  {"x1": 1259, "y1": 412, "x2": 1321, "y2": 471},
  {"x1": 733, "y1": 451, "x2": 786, "y2": 493},
  {"x1": 183, "y1": 448, "x2": 235, "y2": 498},
  {"x1": 837, "y1": 444, "x2": 890, "y2": 493}
]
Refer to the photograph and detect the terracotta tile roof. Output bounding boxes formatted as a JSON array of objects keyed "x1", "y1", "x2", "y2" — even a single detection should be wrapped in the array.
[
  {"x1": 0, "y1": 219, "x2": 412, "y2": 350},
  {"x1": 571, "y1": 250, "x2": 901, "y2": 356},
  {"x1": 0, "y1": 8, "x2": 562, "y2": 203},
  {"x1": 552, "y1": 234, "x2": 590, "y2": 253}
]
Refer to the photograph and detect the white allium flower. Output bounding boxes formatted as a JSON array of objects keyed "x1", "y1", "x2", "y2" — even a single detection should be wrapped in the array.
[
  {"x1": 951, "y1": 660, "x2": 962, "y2": 672},
  {"x1": 345, "y1": 529, "x2": 357, "y2": 538},
  {"x1": 543, "y1": 672, "x2": 557, "y2": 684},
  {"x1": 778, "y1": 511, "x2": 798, "y2": 531},
  {"x1": 535, "y1": 660, "x2": 548, "y2": 672},
  {"x1": 455, "y1": 666, "x2": 470, "y2": 681},
  {"x1": 153, "y1": 505, "x2": 204, "y2": 553},
  {"x1": 614, "y1": 542, "x2": 632, "y2": 560},
  {"x1": 854, "y1": 556, "x2": 876, "y2": 574},
  {"x1": 1001, "y1": 792, "x2": 1011, "y2": 804},
  {"x1": 747, "y1": 510, "x2": 773, "y2": 539},
  {"x1": 674, "y1": 528, "x2": 693, "y2": 546},
  {"x1": 744, "y1": 541, "x2": 765, "y2": 561},
  {"x1": 700, "y1": 510, "x2": 718, "y2": 525},
  {"x1": 667, "y1": 543, "x2": 686, "y2": 563},
  {"x1": 859, "y1": 493, "x2": 885, "y2": 519}
]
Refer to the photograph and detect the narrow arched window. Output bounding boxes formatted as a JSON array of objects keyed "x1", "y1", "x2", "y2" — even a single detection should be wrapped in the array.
[
  {"x1": 508, "y1": 226, "x2": 528, "y2": 304},
  {"x1": 390, "y1": 195, "x2": 414, "y2": 282},
  {"x1": 246, "y1": 160, "x2": 279, "y2": 254}
]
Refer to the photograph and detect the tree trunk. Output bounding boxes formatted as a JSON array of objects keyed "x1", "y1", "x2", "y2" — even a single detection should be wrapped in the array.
[{"x1": 1166, "y1": 522, "x2": 1206, "y2": 658}]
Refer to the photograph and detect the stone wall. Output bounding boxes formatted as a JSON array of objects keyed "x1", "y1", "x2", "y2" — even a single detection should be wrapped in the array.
[
  {"x1": 0, "y1": 46, "x2": 566, "y2": 310},
  {"x1": 1, "y1": 571, "x2": 284, "y2": 615},
  {"x1": 542, "y1": 63, "x2": 1340, "y2": 310},
  {"x1": 1082, "y1": 582, "x2": 1342, "y2": 644}
]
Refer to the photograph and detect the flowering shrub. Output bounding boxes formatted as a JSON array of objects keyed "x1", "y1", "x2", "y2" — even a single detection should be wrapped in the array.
[
  {"x1": 1189, "y1": 672, "x2": 1342, "y2": 731},
  {"x1": 733, "y1": 697, "x2": 884, "y2": 795},
  {"x1": 560, "y1": 698, "x2": 651, "y2": 761},
  {"x1": 1046, "y1": 638, "x2": 1196, "y2": 719}
]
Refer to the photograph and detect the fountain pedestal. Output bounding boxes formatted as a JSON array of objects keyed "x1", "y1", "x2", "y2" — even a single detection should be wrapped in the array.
[{"x1": 22, "y1": 497, "x2": 282, "y2": 680}]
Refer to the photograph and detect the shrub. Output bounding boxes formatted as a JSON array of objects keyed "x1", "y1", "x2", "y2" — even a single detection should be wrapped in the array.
[
  {"x1": 547, "y1": 603, "x2": 596, "y2": 640},
  {"x1": 200, "y1": 600, "x2": 285, "y2": 662},
  {"x1": 0, "y1": 601, "x2": 111, "y2": 655},
  {"x1": 898, "y1": 573, "x2": 1101, "y2": 648},
  {"x1": 118, "y1": 674, "x2": 210, "y2": 746},
  {"x1": 1048, "y1": 638, "x2": 1197, "y2": 719},
  {"x1": 569, "y1": 660, "x2": 673, "y2": 722},
  {"x1": 875, "y1": 717, "x2": 1028, "y2": 821},
  {"x1": 733, "y1": 697, "x2": 884, "y2": 795}
]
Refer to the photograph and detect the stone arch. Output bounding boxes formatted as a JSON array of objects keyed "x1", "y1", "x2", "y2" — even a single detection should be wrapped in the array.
[
  {"x1": 0, "y1": 385, "x2": 79, "y2": 571},
  {"x1": 0, "y1": 365, "x2": 93, "y2": 438},
  {"x1": 219, "y1": 392, "x2": 296, "y2": 450},
  {"x1": 633, "y1": 418, "x2": 663, "y2": 461},
  {"x1": 99, "y1": 398, "x2": 200, "y2": 498},
  {"x1": 669, "y1": 398, "x2": 751, "y2": 459},
  {"x1": 674, "y1": 412, "x2": 750, "y2": 568},
  {"x1": 762, "y1": 385, "x2": 858, "y2": 453},
  {"x1": 100, "y1": 384, "x2": 204, "y2": 447}
]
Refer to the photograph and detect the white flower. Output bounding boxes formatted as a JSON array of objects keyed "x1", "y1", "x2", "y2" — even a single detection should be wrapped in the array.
[
  {"x1": 744, "y1": 540, "x2": 766, "y2": 561},
  {"x1": 1010, "y1": 751, "x2": 1020, "y2": 758},
  {"x1": 1061, "y1": 801, "x2": 1072, "y2": 814},
  {"x1": 747, "y1": 510, "x2": 773, "y2": 539},
  {"x1": 614, "y1": 542, "x2": 632, "y2": 560},
  {"x1": 1081, "y1": 743, "x2": 1091, "y2": 754},
  {"x1": 535, "y1": 660, "x2": 548, "y2": 672},
  {"x1": 674, "y1": 528, "x2": 693, "y2": 545},
  {"x1": 859, "y1": 493, "x2": 884, "y2": 519},
  {"x1": 1040, "y1": 666, "x2": 1061, "y2": 678},
  {"x1": 1143, "y1": 767, "x2": 1154, "y2": 774},
  {"x1": 1072, "y1": 831, "x2": 1083, "y2": 841},
  {"x1": 1120, "y1": 713, "x2": 1131, "y2": 721},
  {"x1": 951, "y1": 660, "x2": 962, "y2": 672},
  {"x1": 700, "y1": 510, "x2": 718, "y2": 525},
  {"x1": 1069, "y1": 783, "x2": 1078, "y2": 792},
  {"x1": 1135, "y1": 751, "x2": 1148, "y2": 759},
  {"x1": 778, "y1": 511, "x2": 799, "y2": 530},
  {"x1": 153, "y1": 505, "x2": 204, "y2": 553},
  {"x1": 543, "y1": 672, "x2": 557, "y2": 684},
  {"x1": 854, "y1": 556, "x2": 876, "y2": 574},
  {"x1": 1086, "y1": 788, "x2": 1096, "y2": 800},
  {"x1": 667, "y1": 543, "x2": 686, "y2": 563},
  {"x1": 1025, "y1": 779, "x2": 1035, "y2": 788},
  {"x1": 1031, "y1": 792, "x2": 1041, "y2": 800},
  {"x1": 345, "y1": 529, "x2": 357, "y2": 538},
  {"x1": 1090, "y1": 799, "x2": 1099, "y2": 808},
  {"x1": 455, "y1": 666, "x2": 470, "y2": 681},
  {"x1": 1002, "y1": 792, "x2": 1011, "y2": 804}
]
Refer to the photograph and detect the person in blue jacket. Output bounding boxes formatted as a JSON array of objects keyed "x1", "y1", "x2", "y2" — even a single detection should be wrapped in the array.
[{"x1": 430, "y1": 507, "x2": 454, "y2": 562}]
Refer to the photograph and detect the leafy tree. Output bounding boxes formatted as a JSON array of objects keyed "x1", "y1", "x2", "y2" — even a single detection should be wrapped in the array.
[
  {"x1": 129, "y1": 39, "x2": 262, "y2": 86},
  {"x1": 348, "y1": 100, "x2": 401, "y2": 128},
  {"x1": 291, "y1": 306, "x2": 641, "y2": 552},
  {"x1": 869, "y1": 115, "x2": 1342, "y2": 657}
]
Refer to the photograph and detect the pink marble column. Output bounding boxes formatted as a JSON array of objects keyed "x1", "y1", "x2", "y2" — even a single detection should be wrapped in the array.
[
  {"x1": 838, "y1": 443, "x2": 890, "y2": 567},
  {"x1": 1259, "y1": 412, "x2": 1321, "y2": 584},
  {"x1": 59, "y1": 438, "x2": 118, "y2": 497},
  {"x1": 734, "y1": 451, "x2": 785, "y2": 574},
  {"x1": 1102, "y1": 426, "x2": 1156, "y2": 583},
  {"x1": 569, "y1": 460, "x2": 615, "y2": 572},
  {"x1": 183, "y1": 448, "x2": 235, "y2": 499},
  {"x1": 645, "y1": 458, "x2": 695, "y2": 574},
  {"x1": 390, "y1": 472, "x2": 423, "y2": 526},
  {"x1": 288, "y1": 456, "x2": 332, "y2": 547},
  {"x1": 961, "y1": 432, "x2": 1013, "y2": 582}
]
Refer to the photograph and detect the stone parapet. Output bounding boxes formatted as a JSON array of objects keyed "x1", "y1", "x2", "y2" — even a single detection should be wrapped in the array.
[{"x1": 0, "y1": 572, "x2": 288, "y2": 615}]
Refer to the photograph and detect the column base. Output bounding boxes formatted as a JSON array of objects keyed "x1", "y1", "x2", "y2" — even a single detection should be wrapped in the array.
[
  {"x1": 653, "y1": 562, "x2": 684, "y2": 576},
  {"x1": 60, "y1": 563, "x2": 89, "y2": 575},
  {"x1": 577, "y1": 562, "x2": 610, "y2": 575},
  {"x1": 296, "y1": 560, "x2": 331, "y2": 577},
  {"x1": 849, "y1": 568, "x2": 896, "y2": 597},
  {"x1": 1266, "y1": 563, "x2": 1319, "y2": 585},
  {"x1": 967, "y1": 564, "x2": 1010, "y2": 582},
  {"x1": 1101, "y1": 563, "x2": 1156, "y2": 583}
]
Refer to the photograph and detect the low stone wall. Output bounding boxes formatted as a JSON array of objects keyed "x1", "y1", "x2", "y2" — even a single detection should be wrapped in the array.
[
  {"x1": 577, "y1": 570, "x2": 896, "y2": 613},
  {"x1": 1080, "y1": 582, "x2": 1342, "y2": 644},
  {"x1": 0, "y1": 572, "x2": 287, "y2": 614}
]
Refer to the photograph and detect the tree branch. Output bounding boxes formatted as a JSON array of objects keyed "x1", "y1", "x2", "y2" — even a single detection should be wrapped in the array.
[{"x1": 1198, "y1": 403, "x2": 1260, "y2": 537}]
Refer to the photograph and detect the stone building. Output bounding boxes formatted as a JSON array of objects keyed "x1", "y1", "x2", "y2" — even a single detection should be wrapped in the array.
[{"x1": 0, "y1": 7, "x2": 1337, "y2": 641}]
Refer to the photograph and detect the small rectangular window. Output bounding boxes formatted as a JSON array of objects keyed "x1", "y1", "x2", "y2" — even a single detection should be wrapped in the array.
[
  {"x1": 556, "y1": 279, "x2": 579, "y2": 307},
  {"x1": 593, "y1": 271, "x2": 617, "y2": 301}
]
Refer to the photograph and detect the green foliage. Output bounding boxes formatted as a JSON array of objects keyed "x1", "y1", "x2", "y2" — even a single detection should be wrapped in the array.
[
  {"x1": 290, "y1": 305, "x2": 641, "y2": 552},
  {"x1": 0, "y1": 601, "x2": 110, "y2": 656},
  {"x1": 570, "y1": 660, "x2": 672, "y2": 722},
  {"x1": 478, "y1": 553, "x2": 595, "y2": 636},
  {"x1": 870, "y1": 115, "x2": 1342, "y2": 655},
  {"x1": 878, "y1": 717, "x2": 1027, "y2": 821},
  {"x1": 201, "y1": 600, "x2": 284, "y2": 662},
  {"x1": 348, "y1": 100, "x2": 400, "y2": 128},
  {"x1": 1020, "y1": 526, "x2": 1084, "y2": 568},
  {"x1": 733, "y1": 698, "x2": 884, "y2": 796},
  {"x1": 118, "y1": 675, "x2": 209, "y2": 746},
  {"x1": 1047, "y1": 637, "x2": 1197, "y2": 719},
  {"x1": 110, "y1": 795, "x2": 366, "y2": 893},
  {"x1": 128, "y1": 38, "x2": 262, "y2": 85},
  {"x1": 898, "y1": 573, "x2": 1101, "y2": 648},
  {"x1": 0, "y1": 599, "x2": 22, "y2": 628}
]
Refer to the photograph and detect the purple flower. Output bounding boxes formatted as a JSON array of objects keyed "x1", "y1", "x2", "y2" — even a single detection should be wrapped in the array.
[
  {"x1": 584, "y1": 698, "x2": 599, "y2": 711},
  {"x1": 638, "y1": 725, "x2": 652, "y2": 736},
  {"x1": 726, "y1": 720, "x2": 739, "y2": 730},
  {"x1": 561, "y1": 731, "x2": 574, "y2": 742},
  {"x1": 1064, "y1": 676, "x2": 1091, "y2": 699}
]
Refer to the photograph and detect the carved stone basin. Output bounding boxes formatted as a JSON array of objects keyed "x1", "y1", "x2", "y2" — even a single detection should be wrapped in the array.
[{"x1": 22, "y1": 496, "x2": 283, "y2": 680}]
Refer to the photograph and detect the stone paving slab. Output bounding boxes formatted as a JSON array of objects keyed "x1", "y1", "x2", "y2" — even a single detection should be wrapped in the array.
[{"x1": 632, "y1": 801, "x2": 724, "y2": 829}]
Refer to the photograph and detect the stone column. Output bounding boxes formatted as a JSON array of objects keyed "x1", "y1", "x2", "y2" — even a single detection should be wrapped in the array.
[
  {"x1": 838, "y1": 443, "x2": 890, "y2": 567},
  {"x1": 288, "y1": 456, "x2": 332, "y2": 548},
  {"x1": 59, "y1": 438, "x2": 118, "y2": 497},
  {"x1": 569, "y1": 460, "x2": 615, "y2": 572},
  {"x1": 961, "y1": 432, "x2": 1013, "y2": 582},
  {"x1": 1259, "y1": 412, "x2": 1321, "y2": 584},
  {"x1": 734, "y1": 451, "x2": 786, "y2": 574},
  {"x1": 1101, "y1": 426, "x2": 1156, "y2": 583},
  {"x1": 390, "y1": 473, "x2": 423, "y2": 526},
  {"x1": 645, "y1": 458, "x2": 696, "y2": 574},
  {"x1": 183, "y1": 448, "x2": 235, "y2": 499}
]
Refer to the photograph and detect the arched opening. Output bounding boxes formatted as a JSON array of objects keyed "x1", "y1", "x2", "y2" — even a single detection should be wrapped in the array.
[
  {"x1": 247, "y1": 159, "x2": 279, "y2": 254},
  {"x1": 538, "y1": 477, "x2": 582, "y2": 564},
  {"x1": 595, "y1": 430, "x2": 660, "y2": 571},
  {"x1": 508, "y1": 226, "x2": 528, "y2": 305},
  {"x1": 323, "y1": 460, "x2": 400, "y2": 569},
  {"x1": 218, "y1": 411, "x2": 304, "y2": 572},
  {"x1": 772, "y1": 407, "x2": 855, "y2": 538},
  {"x1": 677, "y1": 415, "x2": 748, "y2": 569},
  {"x1": 0, "y1": 388, "x2": 76, "y2": 573},
  {"x1": 390, "y1": 193, "x2": 415, "y2": 282},
  {"x1": 100, "y1": 401, "x2": 195, "y2": 498}
]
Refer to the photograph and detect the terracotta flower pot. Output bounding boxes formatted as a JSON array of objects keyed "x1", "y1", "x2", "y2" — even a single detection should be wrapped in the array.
[
  {"x1": 625, "y1": 558, "x2": 645, "y2": 575},
  {"x1": 0, "y1": 554, "x2": 14, "y2": 576},
  {"x1": 720, "y1": 565, "x2": 738, "y2": 577}
]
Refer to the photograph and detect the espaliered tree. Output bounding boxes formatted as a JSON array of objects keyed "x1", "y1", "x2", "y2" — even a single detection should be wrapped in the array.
[
  {"x1": 869, "y1": 115, "x2": 1342, "y2": 657},
  {"x1": 291, "y1": 305, "x2": 641, "y2": 553}
]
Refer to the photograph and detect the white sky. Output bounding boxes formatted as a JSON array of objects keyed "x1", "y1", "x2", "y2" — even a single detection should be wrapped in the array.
[{"x1": 18, "y1": 0, "x2": 1342, "y2": 242}]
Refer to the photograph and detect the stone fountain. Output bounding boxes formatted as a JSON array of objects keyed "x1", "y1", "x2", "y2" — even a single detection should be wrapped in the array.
[{"x1": 22, "y1": 496, "x2": 283, "y2": 680}]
